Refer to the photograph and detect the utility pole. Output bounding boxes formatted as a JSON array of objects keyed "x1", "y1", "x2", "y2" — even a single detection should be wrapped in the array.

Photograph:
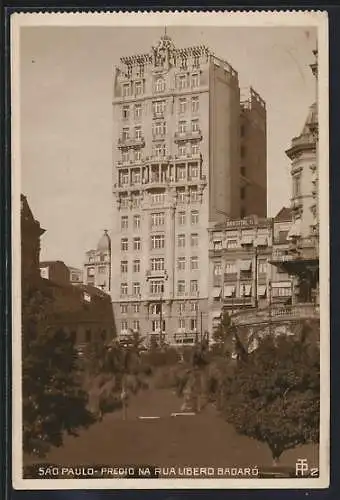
[
  {"x1": 200, "y1": 311, "x2": 203, "y2": 343},
  {"x1": 268, "y1": 281, "x2": 272, "y2": 335}
]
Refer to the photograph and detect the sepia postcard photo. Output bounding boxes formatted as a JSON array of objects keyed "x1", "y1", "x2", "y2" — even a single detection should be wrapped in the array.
[{"x1": 11, "y1": 10, "x2": 329, "y2": 490}]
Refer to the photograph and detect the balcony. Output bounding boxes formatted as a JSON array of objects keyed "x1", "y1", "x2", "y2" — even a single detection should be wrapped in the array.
[
  {"x1": 231, "y1": 303, "x2": 319, "y2": 327},
  {"x1": 223, "y1": 296, "x2": 252, "y2": 307},
  {"x1": 224, "y1": 272, "x2": 238, "y2": 282},
  {"x1": 118, "y1": 136, "x2": 145, "y2": 149},
  {"x1": 174, "y1": 130, "x2": 203, "y2": 143}
]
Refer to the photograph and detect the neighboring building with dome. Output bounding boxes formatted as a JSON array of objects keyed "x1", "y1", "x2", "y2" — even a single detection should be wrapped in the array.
[
  {"x1": 271, "y1": 49, "x2": 319, "y2": 307},
  {"x1": 83, "y1": 230, "x2": 112, "y2": 294}
]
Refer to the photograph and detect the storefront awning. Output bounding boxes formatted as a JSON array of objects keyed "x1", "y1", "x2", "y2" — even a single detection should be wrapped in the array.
[
  {"x1": 212, "y1": 287, "x2": 222, "y2": 298},
  {"x1": 240, "y1": 284, "x2": 252, "y2": 296},
  {"x1": 239, "y1": 260, "x2": 252, "y2": 271},
  {"x1": 256, "y1": 235, "x2": 268, "y2": 247},
  {"x1": 271, "y1": 281, "x2": 291, "y2": 288},
  {"x1": 288, "y1": 218, "x2": 302, "y2": 239},
  {"x1": 224, "y1": 285, "x2": 236, "y2": 297},
  {"x1": 241, "y1": 235, "x2": 253, "y2": 245},
  {"x1": 257, "y1": 285, "x2": 267, "y2": 297}
]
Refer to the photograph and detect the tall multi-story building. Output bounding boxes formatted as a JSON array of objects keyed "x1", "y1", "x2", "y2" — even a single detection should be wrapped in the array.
[
  {"x1": 111, "y1": 33, "x2": 267, "y2": 344},
  {"x1": 83, "y1": 230, "x2": 111, "y2": 294}
]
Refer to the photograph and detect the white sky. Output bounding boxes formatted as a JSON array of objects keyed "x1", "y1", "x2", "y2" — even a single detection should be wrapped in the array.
[{"x1": 20, "y1": 25, "x2": 317, "y2": 268}]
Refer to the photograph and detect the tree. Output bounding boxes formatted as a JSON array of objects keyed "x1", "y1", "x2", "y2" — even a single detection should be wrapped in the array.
[
  {"x1": 222, "y1": 323, "x2": 320, "y2": 464},
  {"x1": 22, "y1": 284, "x2": 94, "y2": 457}
]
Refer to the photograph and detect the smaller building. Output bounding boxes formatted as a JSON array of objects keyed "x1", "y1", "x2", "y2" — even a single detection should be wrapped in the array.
[
  {"x1": 68, "y1": 266, "x2": 83, "y2": 285},
  {"x1": 40, "y1": 260, "x2": 70, "y2": 286},
  {"x1": 83, "y1": 230, "x2": 111, "y2": 293},
  {"x1": 208, "y1": 212, "x2": 294, "y2": 333}
]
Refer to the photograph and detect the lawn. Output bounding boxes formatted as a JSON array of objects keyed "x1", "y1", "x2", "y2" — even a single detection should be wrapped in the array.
[{"x1": 35, "y1": 388, "x2": 318, "y2": 472}]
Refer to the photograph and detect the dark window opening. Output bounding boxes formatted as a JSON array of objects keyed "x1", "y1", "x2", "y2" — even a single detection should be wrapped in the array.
[
  {"x1": 240, "y1": 187, "x2": 246, "y2": 200},
  {"x1": 85, "y1": 330, "x2": 92, "y2": 343}
]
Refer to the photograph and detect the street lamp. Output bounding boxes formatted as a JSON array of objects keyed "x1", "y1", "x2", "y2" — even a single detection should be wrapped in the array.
[{"x1": 254, "y1": 244, "x2": 259, "y2": 309}]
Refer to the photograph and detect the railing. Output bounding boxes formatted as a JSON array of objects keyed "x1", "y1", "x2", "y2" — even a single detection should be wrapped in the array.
[
  {"x1": 118, "y1": 137, "x2": 145, "y2": 148},
  {"x1": 231, "y1": 303, "x2": 319, "y2": 326},
  {"x1": 174, "y1": 130, "x2": 202, "y2": 142}
]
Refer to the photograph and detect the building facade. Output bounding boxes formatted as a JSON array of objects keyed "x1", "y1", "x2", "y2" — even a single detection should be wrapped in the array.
[
  {"x1": 68, "y1": 266, "x2": 84, "y2": 285},
  {"x1": 271, "y1": 49, "x2": 319, "y2": 306},
  {"x1": 83, "y1": 230, "x2": 111, "y2": 294},
  {"x1": 111, "y1": 33, "x2": 267, "y2": 345},
  {"x1": 208, "y1": 212, "x2": 294, "y2": 332},
  {"x1": 40, "y1": 260, "x2": 70, "y2": 286}
]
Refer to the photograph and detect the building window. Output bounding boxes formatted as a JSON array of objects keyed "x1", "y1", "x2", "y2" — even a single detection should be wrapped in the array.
[
  {"x1": 133, "y1": 237, "x2": 141, "y2": 251},
  {"x1": 121, "y1": 261, "x2": 128, "y2": 274},
  {"x1": 150, "y1": 279, "x2": 164, "y2": 295},
  {"x1": 122, "y1": 150, "x2": 129, "y2": 163},
  {"x1": 135, "y1": 81, "x2": 142, "y2": 96},
  {"x1": 179, "y1": 98, "x2": 187, "y2": 114},
  {"x1": 240, "y1": 207, "x2": 246, "y2": 219},
  {"x1": 87, "y1": 267, "x2": 95, "y2": 277},
  {"x1": 190, "y1": 163, "x2": 199, "y2": 178},
  {"x1": 153, "y1": 121, "x2": 166, "y2": 138},
  {"x1": 225, "y1": 262, "x2": 236, "y2": 274},
  {"x1": 151, "y1": 212, "x2": 165, "y2": 227},
  {"x1": 240, "y1": 187, "x2": 246, "y2": 200},
  {"x1": 191, "y1": 301, "x2": 198, "y2": 312},
  {"x1": 153, "y1": 143, "x2": 166, "y2": 158},
  {"x1": 150, "y1": 303, "x2": 161, "y2": 315},
  {"x1": 214, "y1": 262, "x2": 222, "y2": 276},
  {"x1": 190, "y1": 256, "x2": 199, "y2": 270},
  {"x1": 179, "y1": 121, "x2": 187, "y2": 134},
  {"x1": 151, "y1": 234, "x2": 165, "y2": 249},
  {"x1": 272, "y1": 287, "x2": 292, "y2": 298},
  {"x1": 150, "y1": 257, "x2": 164, "y2": 271},
  {"x1": 153, "y1": 100, "x2": 165, "y2": 115},
  {"x1": 177, "y1": 188, "x2": 186, "y2": 203},
  {"x1": 241, "y1": 145, "x2": 246, "y2": 158},
  {"x1": 120, "y1": 171, "x2": 129, "y2": 186},
  {"x1": 226, "y1": 239, "x2": 237, "y2": 249},
  {"x1": 177, "y1": 257, "x2": 186, "y2": 271},
  {"x1": 120, "y1": 303, "x2": 128, "y2": 314},
  {"x1": 121, "y1": 283, "x2": 128, "y2": 296},
  {"x1": 177, "y1": 166, "x2": 186, "y2": 180},
  {"x1": 190, "y1": 318, "x2": 197, "y2": 331},
  {"x1": 178, "y1": 318, "x2": 185, "y2": 329},
  {"x1": 121, "y1": 238, "x2": 128, "y2": 251},
  {"x1": 190, "y1": 187, "x2": 199, "y2": 202},
  {"x1": 191, "y1": 119, "x2": 199, "y2": 133},
  {"x1": 177, "y1": 280, "x2": 185, "y2": 295},
  {"x1": 190, "y1": 280, "x2": 198, "y2": 294},
  {"x1": 178, "y1": 144, "x2": 187, "y2": 157},
  {"x1": 132, "y1": 282, "x2": 141, "y2": 296},
  {"x1": 191, "y1": 210, "x2": 199, "y2": 224},
  {"x1": 278, "y1": 230, "x2": 288, "y2": 243},
  {"x1": 191, "y1": 143, "x2": 200, "y2": 156},
  {"x1": 133, "y1": 214, "x2": 141, "y2": 229},
  {"x1": 133, "y1": 303, "x2": 140, "y2": 313},
  {"x1": 258, "y1": 260, "x2": 267, "y2": 274},
  {"x1": 132, "y1": 320, "x2": 140, "y2": 331},
  {"x1": 122, "y1": 128, "x2": 129, "y2": 141},
  {"x1": 178, "y1": 75, "x2": 187, "y2": 90},
  {"x1": 178, "y1": 212, "x2": 186, "y2": 225},
  {"x1": 121, "y1": 320, "x2": 128, "y2": 331},
  {"x1": 191, "y1": 96, "x2": 199, "y2": 113},
  {"x1": 133, "y1": 260, "x2": 140, "y2": 273},
  {"x1": 155, "y1": 77, "x2": 165, "y2": 93},
  {"x1": 121, "y1": 216, "x2": 128, "y2": 230},
  {"x1": 134, "y1": 103, "x2": 142, "y2": 119},
  {"x1": 131, "y1": 193, "x2": 140, "y2": 208},
  {"x1": 122, "y1": 84, "x2": 130, "y2": 97},
  {"x1": 191, "y1": 233, "x2": 199, "y2": 247},
  {"x1": 132, "y1": 169, "x2": 141, "y2": 183},
  {"x1": 152, "y1": 319, "x2": 162, "y2": 332},
  {"x1": 135, "y1": 126, "x2": 142, "y2": 139},
  {"x1": 178, "y1": 234, "x2": 186, "y2": 248},
  {"x1": 179, "y1": 302, "x2": 185, "y2": 314},
  {"x1": 292, "y1": 175, "x2": 301, "y2": 197},
  {"x1": 122, "y1": 105, "x2": 129, "y2": 120},
  {"x1": 191, "y1": 74, "x2": 200, "y2": 88},
  {"x1": 151, "y1": 192, "x2": 165, "y2": 205},
  {"x1": 120, "y1": 195, "x2": 129, "y2": 209}
]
